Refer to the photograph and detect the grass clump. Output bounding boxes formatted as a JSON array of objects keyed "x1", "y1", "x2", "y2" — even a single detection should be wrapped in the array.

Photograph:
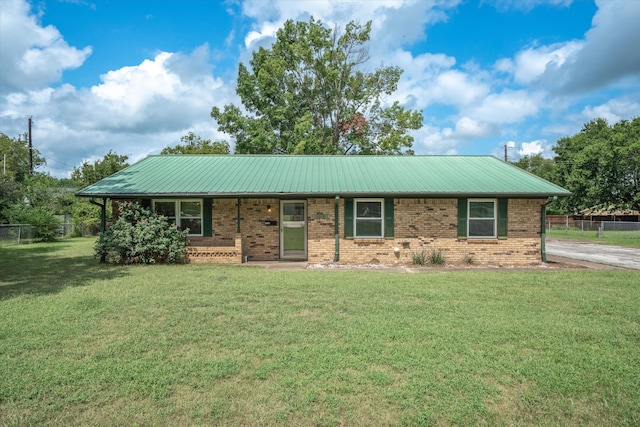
[
  {"x1": 428, "y1": 248, "x2": 446, "y2": 265},
  {"x1": 411, "y1": 248, "x2": 446, "y2": 266},
  {"x1": 411, "y1": 250, "x2": 427, "y2": 265}
]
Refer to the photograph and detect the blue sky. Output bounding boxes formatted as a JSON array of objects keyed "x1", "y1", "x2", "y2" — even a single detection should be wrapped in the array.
[{"x1": 1, "y1": 0, "x2": 639, "y2": 178}]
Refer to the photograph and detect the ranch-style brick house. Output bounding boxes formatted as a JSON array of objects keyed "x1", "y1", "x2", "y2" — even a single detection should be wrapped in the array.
[{"x1": 76, "y1": 155, "x2": 570, "y2": 266}]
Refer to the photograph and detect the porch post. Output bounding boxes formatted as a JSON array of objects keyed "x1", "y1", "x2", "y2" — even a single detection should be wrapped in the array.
[
  {"x1": 334, "y1": 195, "x2": 340, "y2": 262},
  {"x1": 541, "y1": 203, "x2": 547, "y2": 263}
]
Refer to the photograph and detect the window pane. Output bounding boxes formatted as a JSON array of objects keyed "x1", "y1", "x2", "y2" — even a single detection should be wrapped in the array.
[
  {"x1": 155, "y1": 202, "x2": 175, "y2": 218},
  {"x1": 283, "y1": 202, "x2": 305, "y2": 221},
  {"x1": 469, "y1": 219, "x2": 495, "y2": 237},
  {"x1": 356, "y1": 202, "x2": 381, "y2": 218},
  {"x1": 181, "y1": 201, "x2": 201, "y2": 217},
  {"x1": 356, "y1": 219, "x2": 382, "y2": 237},
  {"x1": 469, "y1": 201, "x2": 495, "y2": 218},
  {"x1": 181, "y1": 218, "x2": 202, "y2": 235},
  {"x1": 283, "y1": 226, "x2": 305, "y2": 251}
]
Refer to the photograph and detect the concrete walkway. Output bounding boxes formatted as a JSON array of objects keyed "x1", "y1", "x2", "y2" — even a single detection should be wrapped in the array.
[{"x1": 546, "y1": 239, "x2": 640, "y2": 270}]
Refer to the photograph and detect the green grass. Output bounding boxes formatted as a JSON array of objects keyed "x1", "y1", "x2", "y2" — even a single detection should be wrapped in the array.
[
  {"x1": 1, "y1": 239, "x2": 639, "y2": 426},
  {"x1": 547, "y1": 227, "x2": 640, "y2": 248}
]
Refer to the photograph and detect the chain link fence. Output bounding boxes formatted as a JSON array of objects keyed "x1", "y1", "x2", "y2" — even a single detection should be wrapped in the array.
[
  {"x1": 0, "y1": 224, "x2": 35, "y2": 245},
  {"x1": 547, "y1": 218, "x2": 640, "y2": 238},
  {"x1": 1, "y1": 219, "x2": 101, "y2": 246}
]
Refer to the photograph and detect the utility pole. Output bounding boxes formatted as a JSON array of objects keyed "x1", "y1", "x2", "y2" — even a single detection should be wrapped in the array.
[
  {"x1": 28, "y1": 116, "x2": 33, "y2": 175},
  {"x1": 504, "y1": 144, "x2": 508, "y2": 162}
]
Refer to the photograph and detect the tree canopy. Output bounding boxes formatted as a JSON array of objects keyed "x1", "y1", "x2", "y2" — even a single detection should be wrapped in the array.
[
  {"x1": 511, "y1": 153, "x2": 556, "y2": 182},
  {"x1": 553, "y1": 117, "x2": 640, "y2": 212},
  {"x1": 211, "y1": 17, "x2": 423, "y2": 155},
  {"x1": 71, "y1": 150, "x2": 129, "y2": 189},
  {"x1": 0, "y1": 132, "x2": 45, "y2": 182},
  {"x1": 161, "y1": 132, "x2": 230, "y2": 155}
]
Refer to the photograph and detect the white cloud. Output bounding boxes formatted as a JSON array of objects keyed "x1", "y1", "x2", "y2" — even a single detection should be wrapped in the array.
[
  {"x1": 0, "y1": 0, "x2": 92, "y2": 93},
  {"x1": 500, "y1": 41, "x2": 583, "y2": 85},
  {"x1": 433, "y1": 70, "x2": 490, "y2": 106},
  {"x1": 452, "y1": 117, "x2": 493, "y2": 138},
  {"x1": 469, "y1": 89, "x2": 543, "y2": 124},
  {"x1": 1, "y1": 45, "x2": 231, "y2": 177},
  {"x1": 240, "y1": 0, "x2": 461, "y2": 54},
  {"x1": 411, "y1": 124, "x2": 461, "y2": 154},
  {"x1": 518, "y1": 140, "x2": 545, "y2": 156},
  {"x1": 488, "y1": 0, "x2": 573, "y2": 12},
  {"x1": 244, "y1": 21, "x2": 281, "y2": 48},
  {"x1": 581, "y1": 98, "x2": 640, "y2": 125},
  {"x1": 540, "y1": 0, "x2": 640, "y2": 93}
]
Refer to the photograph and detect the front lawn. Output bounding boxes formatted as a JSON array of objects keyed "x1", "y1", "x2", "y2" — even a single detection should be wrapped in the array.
[{"x1": 1, "y1": 239, "x2": 638, "y2": 426}]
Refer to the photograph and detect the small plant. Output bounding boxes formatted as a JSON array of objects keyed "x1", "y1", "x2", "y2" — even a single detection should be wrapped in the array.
[
  {"x1": 463, "y1": 253, "x2": 474, "y2": 265},
  {"x1": 95, "y1": 201, "x2": 189, "y2": 264},
  {"x1": 411, "y1": 250, "x2": 427, "y2": 266},
  {"x1": 428, "y1": 248, "x2": 446, "y2": 266}
]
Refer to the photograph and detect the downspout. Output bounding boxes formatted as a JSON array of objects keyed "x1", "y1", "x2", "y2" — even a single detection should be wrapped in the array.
[
  {"x1": 541, "y1": 196, "x2": 557, "y2": 263},
  {"x1": 333, "y1": 195, "x2": 340, "y2": 262},
  {"x1": 89, "y1": 197, "x2": 107, "y2": 262}
]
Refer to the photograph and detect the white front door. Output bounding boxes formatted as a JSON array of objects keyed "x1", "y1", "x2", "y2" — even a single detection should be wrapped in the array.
[{"x1": 280, "y1": 201, "x2": 307, "y2": 259}]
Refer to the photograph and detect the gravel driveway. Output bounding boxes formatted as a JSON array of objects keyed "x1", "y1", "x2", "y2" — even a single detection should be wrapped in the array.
[{"x1": 546, "y1": 238, "x2": 640, "y2": 270}]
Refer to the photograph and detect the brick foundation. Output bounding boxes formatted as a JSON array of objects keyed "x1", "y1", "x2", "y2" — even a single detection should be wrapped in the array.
[{"x1": 187, "y1": 234, "x2": 242, "y2": 264}]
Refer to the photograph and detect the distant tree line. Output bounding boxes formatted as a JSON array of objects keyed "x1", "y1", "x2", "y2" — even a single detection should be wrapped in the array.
[{"x1": 512, "y1": 117, "x2": 639, "y2": 213}]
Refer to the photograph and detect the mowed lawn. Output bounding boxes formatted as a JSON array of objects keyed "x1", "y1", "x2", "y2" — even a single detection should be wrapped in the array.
[
  {"x1": 1, "y1": 239, "x2": 639, "y2": 426},
  {"x1": 547, "y1": 228, "x2": 640, "y2": 248}
]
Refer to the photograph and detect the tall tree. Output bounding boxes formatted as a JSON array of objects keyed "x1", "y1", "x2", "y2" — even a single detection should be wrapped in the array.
[
  {"x1": 553, "y1": 117, "x2": 640, "y2": 212},
  {"x1": 0, "y1": 132, "x2": 45, "y2": 182},
  {"x1": 511, "y1": 153, "x2": 556, "y2": 182},
  {"x1": 71, "y1": 150, "x2": 129, "y2": 189},
  {"x1": 1, "y1": 132, "x2": 47, "y2": 223},
  {"x1": 161, "y1": 132, "x2": 230, "y2": 155},
  {"x1": 211, "y1": 18, "x2": 423, "y2": 155}
]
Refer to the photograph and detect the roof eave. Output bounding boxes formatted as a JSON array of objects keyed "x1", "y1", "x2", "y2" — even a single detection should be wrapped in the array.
[{"x1": 75, "y1": 191, "x2": 571, "y2": 199}]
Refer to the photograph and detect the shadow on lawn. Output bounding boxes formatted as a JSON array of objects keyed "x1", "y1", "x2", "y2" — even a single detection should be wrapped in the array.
[{"x1": 0, "y1": 241, "x2": 129, "y2": 299}]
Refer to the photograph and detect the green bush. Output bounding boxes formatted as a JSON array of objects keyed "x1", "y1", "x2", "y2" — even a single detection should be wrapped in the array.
[
  {"x1": 95, "y1": 201, "x2": 189, "y2": 264},
  {"x1": 4, "y1": 204, "x2": 60, "y2": 242}
]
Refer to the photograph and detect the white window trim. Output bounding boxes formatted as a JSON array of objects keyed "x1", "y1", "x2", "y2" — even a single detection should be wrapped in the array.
[
  {"x1": 152, "y1": 199, "x2": 203, "y2": 237},
  {"x1": 354, "y1": 198, "x2": 384, "y2": 238},
  {"x1": 467, "y1": 198, "x2": 497, "y2": 239}
]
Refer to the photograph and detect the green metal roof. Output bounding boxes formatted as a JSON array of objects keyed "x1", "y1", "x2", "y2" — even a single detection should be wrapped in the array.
[{"x1": 76, "y1": 155, "x2": 570, "y2": 198}]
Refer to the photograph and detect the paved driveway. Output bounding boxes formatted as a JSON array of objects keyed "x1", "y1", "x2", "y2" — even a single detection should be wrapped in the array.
[{"x1": 546, "y1": 239, "x2": 640, "y2": 270}]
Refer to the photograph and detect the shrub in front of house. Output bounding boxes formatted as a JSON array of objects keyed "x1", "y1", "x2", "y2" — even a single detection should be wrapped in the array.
[{"x1": 95, "y1": 201, "x2": 189, "y2": 264}]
